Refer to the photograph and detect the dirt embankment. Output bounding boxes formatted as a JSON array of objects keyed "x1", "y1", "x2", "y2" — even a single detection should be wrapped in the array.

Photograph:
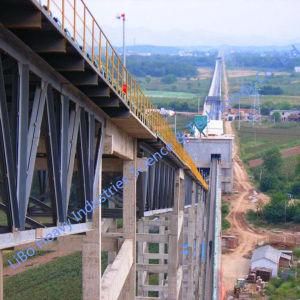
[
  {"x1": 248, "y1": 146, "x2": 300, "y2": 168},
  {"x1": 222, "y1": 122, "x2": 269, "y2": 293}
]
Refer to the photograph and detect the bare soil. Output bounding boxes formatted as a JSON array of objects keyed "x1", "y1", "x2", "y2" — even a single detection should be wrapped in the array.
[
  {"x1": 222, "y1": 122, "x2": 269, "y2": 294},
  {"x1": 248, "y1": 145, "x2": 300, "y2": 168}
]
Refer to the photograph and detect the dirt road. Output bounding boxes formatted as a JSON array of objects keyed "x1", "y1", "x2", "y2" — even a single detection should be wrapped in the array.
[{"x1": 222, "y1": 122, "x2": 268, "y2": 293}]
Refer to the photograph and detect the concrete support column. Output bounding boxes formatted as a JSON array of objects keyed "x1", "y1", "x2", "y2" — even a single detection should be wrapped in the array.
[
  {"x1": 107, "y1": 201, "x2": 117, "y2": 265},
  {"x1": 194, "y1": 188, "x2": 202, "y2": 299},
  {"x1": 187, "y1": 182, "x2": 196, "y2": 300},
  {"x1": 197, "y1": 189, "x2": 207, "y2": 299},
  {"x1": 168, "y1": 169, "x2": 184, "y2": 300},
  {"x1": 122, "y1": 151, "x2": 137, "y2": 299},
  {"x1": 82, "y1": 203, "x2": 102, "y2": 299},
  {"x1": 159, "y1": 220, "x2": 165, "y2": 287},
  {"x1": 82, "y1": 153, "x2": 103, "y2": 300},
  {"x1": 137, "y1": 220, "x2": 148, "y2": 297}
]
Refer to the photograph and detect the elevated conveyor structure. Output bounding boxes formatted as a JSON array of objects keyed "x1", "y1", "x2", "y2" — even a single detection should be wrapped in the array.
[{"x1": 0, "y1": 1, "x2": 213, "y2": 300}]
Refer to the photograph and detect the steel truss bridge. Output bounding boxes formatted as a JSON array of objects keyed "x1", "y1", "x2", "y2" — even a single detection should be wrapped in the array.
[{"x1": 0, "y1": 1, "x2": 224, "y2": 299}]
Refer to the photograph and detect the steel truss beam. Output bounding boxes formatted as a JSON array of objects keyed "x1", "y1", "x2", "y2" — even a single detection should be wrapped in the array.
[
  {"x1": 0, "y1": 37, "x2": 105, "y2": 231},
  {"x1": 137, "y1": 144, "x2": 178, "y2": 215}
]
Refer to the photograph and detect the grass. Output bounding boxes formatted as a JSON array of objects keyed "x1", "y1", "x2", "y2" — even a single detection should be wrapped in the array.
[
  {"x1": 229, "y1": 72, "x2": 300, "y2": 96},
  {"x1": 281, "y1": 155, "x2": 300, "y2": 181},
  {"x1": 222, "y1": 202, "x2": 230, "y2": 231},
  {"x1": 231, "y1": 95, "x2": 300, "y2": 107},
  {"x1": 3, "y1": 250, "x2": 52, "y2": 267},
  {"x1": 228, "y1": 71, "x2": 300, "y2": 109},
  {"x1": 293, "y1": 248, "x2": 300, "y2": 259},
  {"x1": 246, "y1": 209, "x2": 268, "y2": 228},
  {"x1": 266, "y1": 269, "x2": 300, "y2": 300},
  {"x1": 137, "y1": 76, "x2": 211, "y2": 111},
  {"x1": 4, "y1": 252, "x2": 82, "y2": 300},
  {"x1": 145, "y1": 90, "x2": 197, "y2": 98},
  {"x1": 4, "y1": 251, "x2": 109, "y2": 300},
  {"x1": 234, "y1": 121, "x2": 300, "y2": 162}
]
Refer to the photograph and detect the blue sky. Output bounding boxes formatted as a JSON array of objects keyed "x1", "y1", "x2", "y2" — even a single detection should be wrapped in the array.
[{"x1": 85, "y1": 0, "x2": 299, "y2": 46}]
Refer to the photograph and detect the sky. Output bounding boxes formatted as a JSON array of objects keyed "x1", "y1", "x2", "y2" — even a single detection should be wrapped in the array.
[{"x1": 85, "y1": 0, "x2": 300, "y2": 47}]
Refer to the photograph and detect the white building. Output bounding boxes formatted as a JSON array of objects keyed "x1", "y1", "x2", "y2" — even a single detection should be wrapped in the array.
[
  {"x1": 294, "y1": 66, "x2": 300, "y2": 73},
  {"x1": 251, "y1": 245, "x2": 291, "y2": 278}
]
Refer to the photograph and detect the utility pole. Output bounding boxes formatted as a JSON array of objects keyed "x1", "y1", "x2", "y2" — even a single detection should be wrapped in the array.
[
  {"x1": 238, "y1": 95, "x2": 241, "y2": 130},
  {"x1": 174, "y1": 113, "x2": 177, "y2": 135},
  {"x1": 117, "y1": 13, "x2": 126, "y2": 67}
]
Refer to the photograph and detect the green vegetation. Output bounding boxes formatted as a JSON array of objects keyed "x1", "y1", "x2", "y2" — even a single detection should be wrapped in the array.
[
  {"x1": 4, "y1": 252, "x2": 82, "y2": 300},
  {"x1": 4, "y1": 251, "x2": 110, "y2": 300},
  {"x1": 259, "y1": 85, "x2": 283, "y2": 95},
  {"x1": 222, "y1": 202, "x2": 230, "y2": 231},
  {"x1": 228, "y1": 70, "x2": 300, "y2": 115},
  {"x1": 293, "y1": 248, "x2": 300, "y2": 259},
  {"x1": 141, "y1": 77, "x2": 210, "y2": 111},
  {"x1": 248, "y1": 148, "x2": 300, "y2": 225},
  {"x1": 3, "y1": 250, "x2": 52, "y2": 267},
  {"x1": 235, "y1": 121, "x2": 300, "y2": 226},
  {"x1": 235, "y1": 122, "x2": 300, "y2": 162},
  {"x1": 226, "y1": 51, "x2": 300, "y2": 71},
  {"x1": 127, "y1": 54, "x2": 216, "y2": 78},
  {"x1": 266, "y1": 269, "x2": 300, "y2": 300},
  {"x1": 161, "y1": 74, "x2": 177, "y2": 84}
]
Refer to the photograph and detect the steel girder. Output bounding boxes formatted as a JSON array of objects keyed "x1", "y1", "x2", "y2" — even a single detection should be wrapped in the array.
[{"x1": 0, "y1": 51, "x2": 104, "y2": 231}]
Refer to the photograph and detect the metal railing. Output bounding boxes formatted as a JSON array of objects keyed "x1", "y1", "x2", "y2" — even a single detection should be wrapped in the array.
[{"x1": 39, "y1": 0, "x2": 208, "y2": 190}]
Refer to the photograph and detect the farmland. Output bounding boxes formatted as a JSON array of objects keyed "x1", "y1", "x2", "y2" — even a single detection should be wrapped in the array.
[
  {"x1": 234, "y1": 121, "x2": 300, "y2": 162},
  {"x1": 138, "y1": 72, "x2": 212, "y2": 111},
  {"x1": 4, "y1": 252, "x2": 82, "y2": 300},
  {"x1": 228, "y1": 70, "x2": 300, "y2": 108}
]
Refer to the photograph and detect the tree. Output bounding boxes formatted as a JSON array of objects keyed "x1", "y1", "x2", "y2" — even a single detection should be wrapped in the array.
[
  {"x1": 262, "y1": 148, "x2": 282, "y2": 173},
  {"x1": 295, "y1": 156, "x2": 300, "y2": 176},
  {"x1": 259, "y1": 85, "x2": 283, "y2": 95},
  {"x1": 292, "y1": 204, "x2": 300, "y2": 223},
  {"x1": 273, "y1": 111, "x2": 281, "y2": 123},
  {"x1": 260, "y1": 174, "x2": 279, "y2": 192},
  {"x1": 263, "y1": 201, "x2": 285, "y2": 223},
  {"x1": 291, "y1": 178, "x2": 300, "y2": 197},
  {"x1": 161, "y1": 75, "x2": 177, "y2": 84}
]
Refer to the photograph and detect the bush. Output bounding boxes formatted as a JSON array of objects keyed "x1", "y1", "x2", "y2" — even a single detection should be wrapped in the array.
[
  {"x1": 291, "y1": 179, "x2": 300, "y2": 197},
  {"x1": 263, "y1": 201, "x2": 286, "y2": 223},
  {"x1": 262, "y1": 148, "x2": 282, "y2": 173},
  {"x1": 260, "y1": 174, "x2": 279, "y2": 192},
  {"x1": 259, "y1": 85, "x2": 283, "y2": 95},
  {"x1": 222, "y1": 202, "x2": 230, "y2": 231},
  {"x1": 293, "y1": 248, "x2": 300, "y2": 259},
  {"x1": 161, "y1": 74, "x2": 177, "y2": 84}
]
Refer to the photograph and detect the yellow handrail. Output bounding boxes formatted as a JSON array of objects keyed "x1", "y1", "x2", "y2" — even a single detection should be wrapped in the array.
[{"x1": 41, "y1": 0, "x2": 208, "y2": 190}]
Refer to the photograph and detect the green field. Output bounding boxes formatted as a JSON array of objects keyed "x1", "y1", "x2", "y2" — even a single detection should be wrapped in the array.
[
  {"x1": 232, "y1": 95, "x2": 300, "y2": 107},
  {"x1": 4, "y1": 252, "x2": 109, "y2": 300},
  {"x1": 138, "y1": 76, "x2": 211, "y2": 111},
  {"x1": 145, "y1": 90, "x2": 197, "y2": 98},
  {"x1": 228, "y1": 72, "x2": 300, "y2": 95},
  {"x1": 4, "y1": 252, "x2": 82, "y2": 300},
  {"x1": 234, "y1": 121, "x2": 300, "y2": 162},
  {"x1": 228, "y1": 71, "x2": 300, "y2": 108}
]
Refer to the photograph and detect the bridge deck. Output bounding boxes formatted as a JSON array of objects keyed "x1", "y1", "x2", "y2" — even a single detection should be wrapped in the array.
[{"x1": 0, "y1": 0, "x2": 207, "y2": 189}]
